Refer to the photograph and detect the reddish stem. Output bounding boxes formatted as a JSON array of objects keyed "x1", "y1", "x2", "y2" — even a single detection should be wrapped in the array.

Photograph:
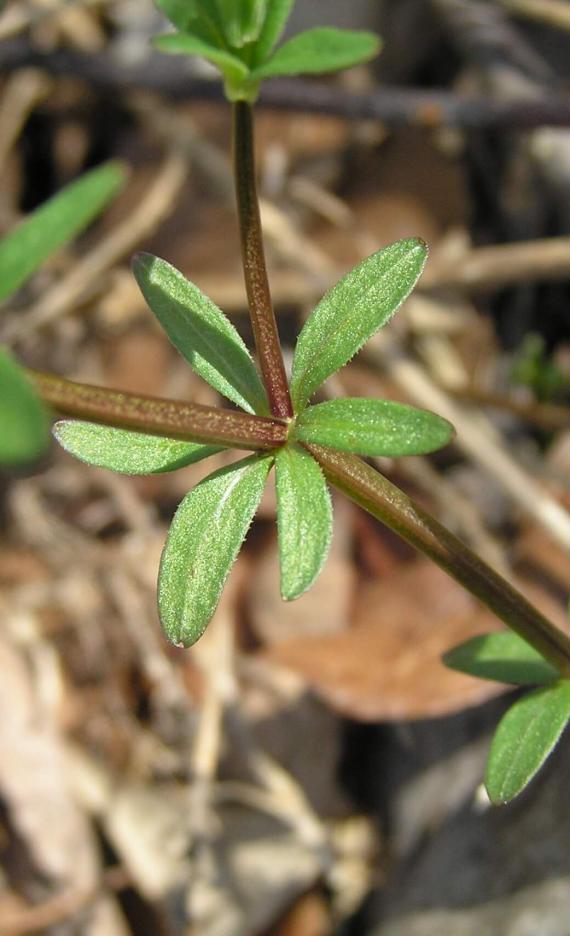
[
  {"x1": 233, "y1": 101, "x2": 293, "y2": 420},
  {"x1": 32, "y1": 370, "x2": 287, "y2": 451},
  {"x1": 309, "y1": 444, "x2": 570, "y2": 677}
]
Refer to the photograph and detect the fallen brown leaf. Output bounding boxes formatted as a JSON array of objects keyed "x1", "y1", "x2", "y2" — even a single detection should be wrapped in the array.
[
  {"x1": 247, "y1": 496, "x2": 355, "y2": 645},
  {"x1": 261, "y1": 561, "x2": 568, "y2": 721}
]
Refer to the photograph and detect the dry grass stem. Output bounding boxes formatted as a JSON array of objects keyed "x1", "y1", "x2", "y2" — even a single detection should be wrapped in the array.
[
  {"x1": 366, "y1": 333, "x2": 570, "y2": 554},
  {"x1": 0, "y1": 69, "x2": 53, "y2": 185},
  {"x1": 424, "y1": 236, "x2": 570, "y2": 291},
  {"x1": 0, "y1": 867, "x2": 129, "y2": 936},
  {"x1": 498, "y1": 0, "x2": 570, "y2": 31},
  {"x1": 0, "y1": 0, "x2": 106, "y2": 43}
]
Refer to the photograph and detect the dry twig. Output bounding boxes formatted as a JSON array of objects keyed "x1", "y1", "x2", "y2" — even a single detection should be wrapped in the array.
[
  {"x1": 0, "y1": 68, "x2": 52, "y2": 186},
  {"x1": 497, "y1": 0, "x2": 570, "y2": 32},
  {"x1": 366, "y1": 331, "x2": 570, "y2": 555}
]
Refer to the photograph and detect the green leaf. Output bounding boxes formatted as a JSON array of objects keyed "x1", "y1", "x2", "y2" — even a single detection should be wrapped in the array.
[
  {"x1": 250, "y1": 27, "x2": 381, "y2": 81},
  {"x1": 0, "y1": 162, "x2": 125, "y2": 304},
  {"x1": 214, "y1": 0, "x2": 267, "y2": 46},
  {"x1": 240, "y1": 0, "x2": 268, "y2": 44},
  {"x1": 154, "y1": 32, "x2": 249, "y2": 93},
  {"x1": 0, "y1": 348, "x2": 49, "y2": 465},
  {"x1": 486, "y1": 680, "x2": 570, "y2": 804},
  {"x1": 214, "y1": 0, "x2": 243, "y2": 46},
  {"x1": 159, "y1": 454, "x2": 272, "y2": 646},
  {"x1": 290, "y1": 238, "x2": 428, "y2": 411},
  {"x1": 192, "y1": 0, "x2": 230, "y2": 47},
  {"x1": 253, "y1": 0, "x2": 295, "y2": 63},
  {"x1": 293, "y1": 398, "x2": 454, "y2": 457},
  {"x1": 275, "y1": 444, "x2": 332, "y2": 600},
  {"x1": 444, "y1": 632, "x2": 559, "y2": 686},
  {"x1": 53, "y1": 420, "x2": 221, "y2": 475},
  {"x1": 133, "y1": 253, "x2": 269, "y2": 415},
  {"x1": 155, "y1": 0, "x2": 199, "y2": 30}
]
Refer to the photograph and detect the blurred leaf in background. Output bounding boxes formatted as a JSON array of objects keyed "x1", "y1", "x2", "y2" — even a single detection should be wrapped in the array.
[
  {"x1": 0, "y1": 162, "x2": 126, "y2": 466},
  {"x1": 0, "y1": 348, "x2": 49, "y2": 466}
]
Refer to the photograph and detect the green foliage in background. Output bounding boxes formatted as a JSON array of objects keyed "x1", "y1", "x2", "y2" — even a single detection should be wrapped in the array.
[
  {"x1": 0, "y1": 162, "x2": 126, "y2": 466},
  {"x1": 510, "y1": 333, "x2": 567, "y2": 402}
]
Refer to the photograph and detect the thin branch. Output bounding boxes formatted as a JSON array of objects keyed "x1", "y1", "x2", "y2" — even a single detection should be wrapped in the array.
[
  {"x1": 0, "y1": 866, "x2": 128, "y2": 935},
  {"x1": 0, "y1": 0, "x2": 106, "y2": 43},
  {"x1": 308, "y1": 444, "x2": 570, "y2": 678},
  {"x1": 433, "y1": 0, "x2": 551, "y2": 79},
  {"x1": 0, "y1": 68, "x2": 52, "y2": 184},
  {"x1": 497, "y1": 0, "x2": 570, "y2": 33},
  {"x1": 423, "y1": 236, "x2": 570, "y2": 291},
  {"x1": 31, "y1": 370, "x2": 288, "y2": 450},
  {"x1": 365, "y1": 334, "x2": 570, "y2": 554},
  {"x1": 445, "y1": 386, "x2": 570, "y2": 432},
  {"x1": 233, "y1": 102, "x2": 293, "y2": 419},
  {"x1": 174, "y1": 228, "x2": 570, "y2": 312},
  {"x1": 6, "y1": 45, "x2": 570, "y2": 129}
]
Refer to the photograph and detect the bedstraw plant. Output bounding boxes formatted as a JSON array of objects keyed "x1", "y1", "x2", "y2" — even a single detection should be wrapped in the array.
[{"x1": 4, "y1": 0, "x2": 570, "y2": 805}]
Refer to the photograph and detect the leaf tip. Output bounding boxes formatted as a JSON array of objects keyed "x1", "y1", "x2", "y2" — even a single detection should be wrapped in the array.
[
  {"x1": 104, "y1": 158, "x2": 130, "y2": 186},
  {"x1": 131, "y1": 251, "x2": 154, "y2": 273},
  {"x1": 280, "y1": 583, "x2": 303, "y2": 603},
  {"x1": 52, "y1": 419, "x2": 71, "y2": 447}
]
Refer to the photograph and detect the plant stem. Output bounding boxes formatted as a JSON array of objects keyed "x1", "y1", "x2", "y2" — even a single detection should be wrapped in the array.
[
  {"x1": 233, "y1": 101, "x2": 293, "y2": 420},
  {"x1": 308, "y1": 444, "x2": 570, "y2": 677},
  {"x1": 32, "y1": 370, "x2": 287, "y2": 451}
]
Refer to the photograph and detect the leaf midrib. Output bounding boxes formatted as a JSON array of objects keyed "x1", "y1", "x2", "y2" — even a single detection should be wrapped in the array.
[
  {"x1": 293, "y1": 251, "x2": 414, "y2": 407},
  {"x1": 148, "y1": 265, "x2": 266, "y2": 414}
]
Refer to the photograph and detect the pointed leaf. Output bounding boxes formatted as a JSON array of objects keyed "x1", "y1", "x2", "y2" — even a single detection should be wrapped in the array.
[
  {"x1": 250, "y1": 28, "x2": 381, "y2": 80},
  {"x1": 54, "y1": 420, "x2": 221, "y2": 475},
  {"x1": 155, "y1": 0, "x2": 199, "y2": 30},
  {"x1": 486, "y1": 680, "x2": 570, "y2": 804},
  {"x1": 254, "y1": 0, "x2": 295, "y2": 63},
  {"x1": 160, "y1": 1, "x2": 228, "y2": 48},
  {"x1": 293, "y1": 398, "x2": 454, "y2": 457},
  {"x1": 215, "y1": 0, "x2": 244, "y2": 46},
  {"x1": 290, "y1": 239, "x2": 428, "y2": 411},
  {"x1": 444, "y1": 632, "x2": 559, "y2": 686},
  {"x1": 133, "y1": 253, "x2": 269, "y2": 415},
  {"x1": 154, "y1": 32, "x2": 249, "y2": 88},
  {"x1": 214, "y1": 0, "x2": 266, "y2": 46},
  {"x1": 240, "y1": 0, "x2": 268, "y2": 44},
  {"x1": 159, "y1": 454, "x2": 272, "y2": 646},
  {"x1": 275, "y1": 444, "x2": 333, "y2": 601},
  {"x1": 0, "y1": 162, "x2": 125, "y2": 303},
  {"x1": 0, "y1": 348, "x2": 49, "y2": 465}
]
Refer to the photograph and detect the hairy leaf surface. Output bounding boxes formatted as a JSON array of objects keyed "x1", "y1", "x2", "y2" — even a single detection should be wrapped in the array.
[
  {"x1": 486, "y1": 681, "x2": 570, "y2": 803},
  {"x1": 290, "y1": 239, "x2": 428, "y2": 410},
  {"x1": 0, "y1": 162, "x2": 125, "y2": 303},
  {"x1": 54, "y1": 420, "x2": 221, "y2": 475},
  {"x1": 275, "y1": 444, "x2": 332, "y2": 600},
  {"x1": 250, "y1": 28, "x2": 381, "y2": 80},
  {"x1": 294, "y1": 398, "x2": 454, "y2": 456},
  {"x1": 0, "y1": 348, "x2": 49, "y2": 464},
  {"x1": 159, "y1": 454, "x2": 272, "y2": 646},
  {"x1": 444, "y1": 632, "x2": 559, "y2": 686},
  {"x1": 133, "y1": 253, "x2": 268, "y2": 415}
]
